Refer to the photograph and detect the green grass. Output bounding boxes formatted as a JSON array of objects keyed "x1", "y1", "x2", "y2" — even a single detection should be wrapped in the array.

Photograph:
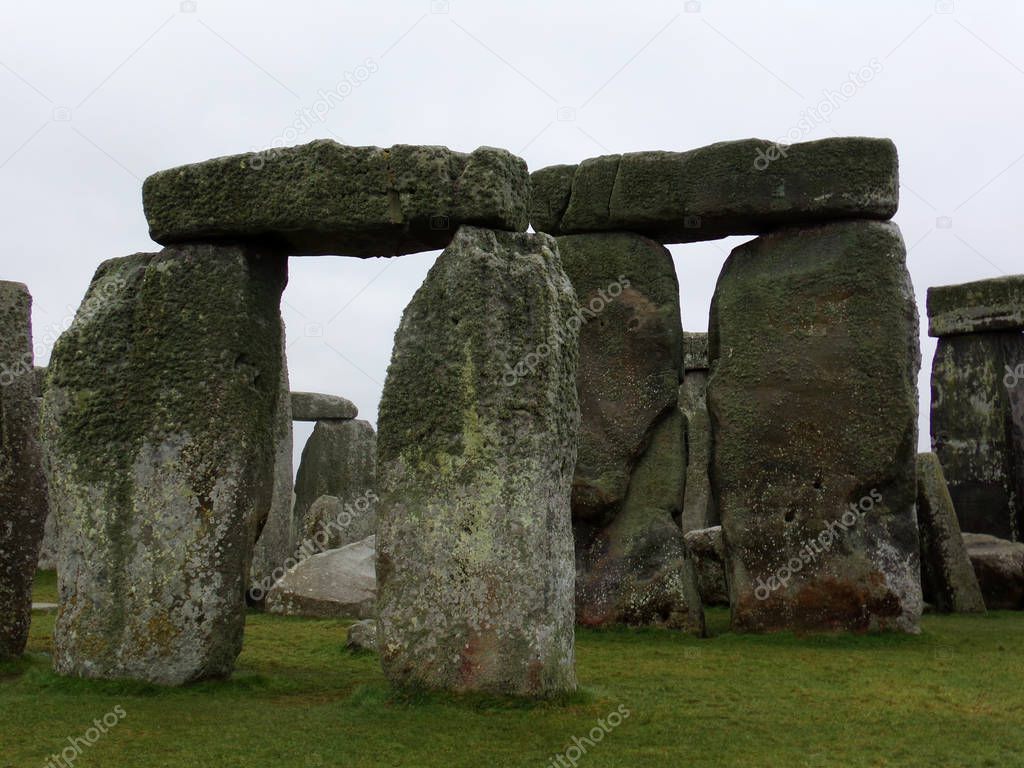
[{"x1": 3, "y1": 574, "x2": 1023, "y2": 767}]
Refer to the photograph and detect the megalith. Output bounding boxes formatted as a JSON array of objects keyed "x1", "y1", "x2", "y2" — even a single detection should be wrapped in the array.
[
  {"x1": 42, "y1": 244, "x2": 287, "y2": 684},
  {"x1": 376, "y1": 226, "x2": 579, "y2": 696},
  {"x1": 916, "y1": 453, "x2": 985, "y2": 613},
  {"x1": 0, "y1": 282, "x2": 48, "y2": 659},
  {"x1": 684, "y1": 526, "x2": 729, "y2": 607},
  {"x1": 708, "y1": 221, "x2": 922, "y2": 633},
  {"x1": 927, "y1": 275, "x2": 1024, "y2": 541},
  {"x1": 680, "y1": 332, "x2": 715, "y2": 532}
]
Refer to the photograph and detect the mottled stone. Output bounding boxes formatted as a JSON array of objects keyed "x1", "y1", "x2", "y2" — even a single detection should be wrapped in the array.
[
  {"x1": 266, "y1": 535, "x2": 376, "y2": 619},
  {"x1": 708, "y1": 221, "x2": 922, "y2": 633},
  {"x1": 32, "y1": 367, "x2": 56, "y2": 571},
  {"x1": 916, "y1": 453, "x2": 985, "y2": 613},
  {"x1": 680, "y1": 333, "x2": 714, "y2": 532},
  {"x1": 683, "y1": 331, "x2": 709, "y2": 372},
  {"x1": 291, "y1": 391, "x2": 358, "y2": 421},
  {"x1": 930, "y1": 331, "x2": 1024, "y2": 541},
  {"x1": 962, "y1": 533, "x2": 1024, "y2": 610},
  {"x1": 684, "y1": 526, "x2": 729, "y2": 606},
  {"x1": 377, "y1": 226, "x2": 579, "y2": 697},
  {"x1": 0, "y1": 282, "x2": 47, "y2": 659},
  {"x1": 928, "y1": 275, "x2": 1024, "y2": 337},
  {"x1": 144, "y1": 142, "x2": 530, "y2": 257},
  {"x1": 531, "y1": 137, "x2": 898, "y2": 242},
  {"x1": 42, "y1": 244, "x2": 287, "y2": 684},
  {"x1": 347, "y1": 619, "x2": 378, "y2": 652},
  {"x1": 293, "y1": 419, "x2": 377, "y2": 551}
]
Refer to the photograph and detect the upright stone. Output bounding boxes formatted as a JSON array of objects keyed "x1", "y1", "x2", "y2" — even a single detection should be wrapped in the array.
[
  {"x1": 377, "y1": 226, "x2": 579, "y2": 696},
  {"x1": 32, "y1": 366, "x2": 57, "y2": 571},
  {"x1": 680, "y1": 332, "x2": 715, "y2": 532},
  {"x1": 0, "y1": 282, "x2": 48, "y2": 659},
  {"x1": 42, "y1": 244, "x2": 286, "y2": 684},
  {"x1": 916, "y1": 453, "x2": 985, "y2": 613},
  {"x1": 708, "y1": 221, "x2": 922, "y2": 633}
]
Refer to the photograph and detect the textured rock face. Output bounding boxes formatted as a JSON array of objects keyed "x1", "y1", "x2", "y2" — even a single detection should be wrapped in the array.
[
  {"x1": 930, "y1": 331, "x2": 1024, "y2": 541},
  {"x1": 376, "y1": 226, "x2": 580, "y2": 697},
  {"x1": 530, "y1": 138, "x2": 898, "y2": 241},
  {"x1": 42, "y1": 245, "x2": 287, "y2": 684},
  {"x1": 927, "y1": 275, "x2": 1024, "y2": 336},
  {"x1": 684, "y1": 526, "x2": 729, "y2": 607},
  {"x1": 916, "y1": 453, "x2": 985, "y2": 613},
  {"x1": 265, "y1": 535, "x2": 376, "y2": 619},
  {"x1": 32, "y1": 367, "x2": 56, "y2": 571},
  {"x1": 681, "y1": 332, "x2": 714, "y2": 533},
  {"x1": 0, "y1": 282, "x2": 48, "y2": 659},
  {"x1": 962, "y1": 533, "x2": 1024, "y2": 610},
  {"x1": 708, "y1": 221, "x2": 922, "y2": 633},
  {"x1": 347, "y1": 619, "x2": 378, "y2": 652},
  {"x1": 290, "y1": 391, "x2": 358, "y2": 421},
  {"x1": 293, "y1": 419, "x2": 377, "y2": 551},
  {"x1": 144, "y1": 142, "x2": 530, "y2": 257}
]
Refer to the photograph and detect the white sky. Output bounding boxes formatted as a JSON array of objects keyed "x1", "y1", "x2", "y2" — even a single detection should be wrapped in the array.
[{"x1": 2, "y1": 0, "x2": 1022, "y2": 468}]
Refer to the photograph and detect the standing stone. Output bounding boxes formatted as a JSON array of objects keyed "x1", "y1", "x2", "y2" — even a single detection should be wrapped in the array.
[
  {"x1": 916, "y1": 453, "x2": 985, "y2": 613},
  {"x1": 377, "y1": 226, "x2": 579, "y2": 696},
  {"x1": 31, "y1": 366, "x2": 57, "y2": 571},
  {"x1": 42, "y1": 244, "x2": 286, "y2": 684},
  {"x1": 684, "y1": 526, "x2": 729, "y2": 607},
  {"x1": 293, "y1": 419, "x2": 377, "y2": 551},
  {"x1": 0, "y1": 282, "x2": 48, "y2": 659},
  {"x1": 248, "y1": 333, "x2": 295, "y2": 605},
  {"x1": 962, "y1": 533, "x2": 1024, "y2": 610},
  {"x1": 680, "y1": 332, "x2": 715, "y2": 532},
  {"x1": 709, "y1": 221, "x2": 922, "y2": 633}
]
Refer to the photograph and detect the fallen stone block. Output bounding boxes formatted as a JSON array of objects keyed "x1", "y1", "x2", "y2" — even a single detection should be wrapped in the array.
[
  {"x1": 266, "y1": 535, "x2": 376, "y2": 619},
  {"x1": 962, "y1": 533, "x2": 1024, "y2": 610}
]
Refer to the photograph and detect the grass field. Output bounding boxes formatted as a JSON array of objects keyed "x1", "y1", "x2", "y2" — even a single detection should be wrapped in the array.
[{"x1": 2, "y1": 572, "x2": 1023, "y2": 768}]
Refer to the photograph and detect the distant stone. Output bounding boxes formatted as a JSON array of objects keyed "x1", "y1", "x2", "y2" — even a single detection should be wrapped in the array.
[
  {"x1": 684, "y1": 526, "x2": 729, "y2": 607},
  {"x1": 709, "y1": 221, "x2": 922, "y2": 633},
  {"x1": 293, "y1": 420, "x2": 377, "y2": 552},
  {"x1": 680, "y1": 333, "x2": 714, "y2": 532},
  {"x1": 0, "y1": 281, "x2": 48, "y2": 660},
  {"x1": 32, "y1": 603, "x2": 58, "y2": 613},
  {"x1": 531, "y1": 137, "x2": 898, "y2": 242},
  {"x1": 377, "y1": 226, "x2": 580, "y2": 696},
  {"x1": 927, "y1": 275, "x2": 1024, "y2": 336},
  {"x1": 143, "y1": 141, "x2": 530, "y2": 257},
  {"x1": 266, "y1": 535, "x2": 377, "y2": 619},
  {"x1": 347, "y1": 619, "x2": 378, "y2": 652},
  {"x1": 43, "y1": 244, "x2": 287, "y2": 684},
  {"x1": 290, "y1": 391, "x2": 358, "y2": 421},
  {"x1": 683, "y1": 331, "x2": 709, "y2": 372},
  {"x1": 916, "y1": 453, "x2": 985, "y2": 613},
  {"x1": 962, "y1": 533, "x2": 1024, "y2": 610}
]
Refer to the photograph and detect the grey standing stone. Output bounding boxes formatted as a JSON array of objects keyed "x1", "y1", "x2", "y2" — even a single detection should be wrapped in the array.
[
  {"x1": 266, "y1": 535, "x2": 376, "y2": 620},
  {"x1": 680, "y1": 332, "x2": 715, "y2": 533},
  {"x1": 708, "y1": 221, "x2": 922, "y2": 633},
  {"x1": 377, "y1": 226, "x2": 579, "y2": 697},
  {"x1": 916, "y1": 453, "x2": 985, "y2": 613},
  {"x1": 293, "y1": 419, "x2": 377, "y2": 551},
  {"x1": 0, "y1": 282, "x2": 48, "y2": 659},
  {"x1": 144, "y1": 142, "x2": 530, "y2": 257},
  {"x1": 962, "y1": 533, "x2": 1024, "y2": 610},
  {"x1": 531, "y1": 137, "x2": 898, "y2": 241},
  {"x1": 32, "y1": 367, "x2": 56, "y2": 572},
  {"x1": 684, "y1": 526, "x2": 729, "y2": 607},
  {"x1": 42, "y1": 244, "x2": 287, "y2": 684},
  {"x1": 291, "y1": 391, "x2": 358, "y2": 421}
]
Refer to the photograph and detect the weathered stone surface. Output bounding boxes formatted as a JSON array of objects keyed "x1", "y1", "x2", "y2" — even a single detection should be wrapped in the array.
[
  {"x1": 708, "y1": 221, "x2": 922, "y2": 633},
  {"x1": 556, "y1": 232, "x2": 682, "y2": 524},
  {"x1": 32, "y1": 367, "x2": 56, "y2": 571},
  {"x1": 962, "y1": 533, "x2": 1024, "y2": 610},
  {"x1": 930, "y1": 331, "x2": 1024, "y2": 541},
  {"x1": 291, "y1": 391, "x2": 358, "y2": 421},
  {"x1": 576, "y1": 410, "x2": 704, "y2": 633},
  {"x1": 0, "y1": 282, "x2": 48, "y2": 659},
  {"x1": 144, "y1": 142, "x2": 530, "y2": 257},
  {"x1": 684, "y1": 526, "x2": 729, "y2": 606},
  {"x1": 916, "y1": 453, "x2": 986, "y2": 613},
  {"x1": 927, "y1": 275, "x2": 1024, "y2": 336},
  {"x1": 377, "y1": 226, "x2": 579, "y2": 696},
  {"x1": 347, "y1": 619, "x2": 378, "y2": 652},
  {"x1": 249, "y1": 334, "x2": 295, "y2": 605},
  {"x1": 293, "y1": 419, "x2": 377, "y2": 551},
  {"x1": 680, "y1": 333, "x2": 714, "y2": 532},
  {"x1": 42, "y1": 244, "x2": 287, "y2": 684},
  {"x1": 531, "y1": 138, "x2": 898, "y2": 241},
  {"x1": 265, "y1": 535, "x2": 376, "y2": 619},
  {"x1": 683, "y1": 331, "x2": 709, "y2": 372}
]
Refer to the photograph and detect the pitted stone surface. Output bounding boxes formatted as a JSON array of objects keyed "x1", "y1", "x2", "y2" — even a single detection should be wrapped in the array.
[
  {"x1": 144, "y1": 142, "x2": 530, "y2": 257},
  {"x1": 708, "y1": 220, "x2": 922, "y2": 633},
  {"x1": 927, "y1": 275, "x2": 1024, "y2": 337},
  {"x1": 376, "y1": 226, "x2": 579, "y2": 697},
  {"x1": 291, "y1": 391, "x2": 358, "y2": 421},
  {"x1": 42, "y1": 244, "x2": 287, "y2": 684},
  {"x1": 0, "y1": 282, "x2": 48, "y2": 659},
  {"x1": 531, "y1": 137, "x2": 898, "y2": 241}
]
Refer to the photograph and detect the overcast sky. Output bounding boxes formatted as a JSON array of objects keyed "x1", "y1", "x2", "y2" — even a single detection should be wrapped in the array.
[{"x1": 2, "y1": 0, "x2": 1021, "y2": 466}]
